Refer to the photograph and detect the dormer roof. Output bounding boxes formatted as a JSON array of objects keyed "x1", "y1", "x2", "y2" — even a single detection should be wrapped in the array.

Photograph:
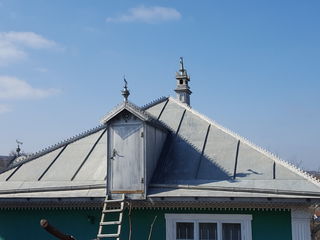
[{"x1": 101, "y1": 101, "x2": 155, "y2": 124}]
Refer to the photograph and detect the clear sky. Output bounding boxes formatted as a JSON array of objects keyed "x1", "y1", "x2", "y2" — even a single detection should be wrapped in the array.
[{"x1": 0, "y1": 0, "x2": 319, "y2": 170}]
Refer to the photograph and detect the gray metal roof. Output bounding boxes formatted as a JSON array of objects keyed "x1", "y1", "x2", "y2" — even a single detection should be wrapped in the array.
[
  {"x1": 0, "y1": 124, "x2": 107, "y2": 198},
  {"x1": 145, "y1": 97, "x2": 320, "y2": 198},
  {"x1": 0, "y1": 100, "x2": 162, "y2": 199},
  {"x1": 0, "y1": 96, "x2": 319, "y2": 200}
]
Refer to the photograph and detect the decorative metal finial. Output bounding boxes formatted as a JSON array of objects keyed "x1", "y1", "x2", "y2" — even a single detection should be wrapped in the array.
[
  {"x1": 16, "y1": 139, "x2": 23, "y2": 156},
  {"x1": 121, "y1": 76, "x2": 130, "y2": 102},
  {"x1": 124, "y1": 76, "x2": 128, "y2": 88},
  {"x1": 179, "y1": 57, "x2": 184, "y2": 71}
]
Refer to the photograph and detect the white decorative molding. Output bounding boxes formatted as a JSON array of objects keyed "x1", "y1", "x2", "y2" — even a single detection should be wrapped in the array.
[
  {"x1": 291, "y1": 209, "x2": 311, "y2": 240},
  {"x1": 165, "y1": 213, "x2": 252, "y2": 240}
]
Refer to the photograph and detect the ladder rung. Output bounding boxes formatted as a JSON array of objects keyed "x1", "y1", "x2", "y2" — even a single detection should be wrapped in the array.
[
  {"x1": 97, "y1": 194, "x2": 125, "y2": 240},
  {"x1": 103, "y1": 201, "x2": 124, "y2": 208},
  {"x1": 103, "y1": 208, "x2": 123, "y2": 213},
  {"x1": 104, "y1": 198, "x2": 124, "y2": 203},
  {"x1": 104, "y1": 194, "x2": 125, "y2": 202},
  {"x1": 102, "y1": 202, "x2": 124, "y2": 212},
  {"x1": 100, "y1": 220, "x2": 121, "y2": 225},
  {"x1": 97, "y1": 233, "x2": 120, "y2": 238},
  {"x1": 97, "y1": 225, "x2": 121, "y2": 234}
]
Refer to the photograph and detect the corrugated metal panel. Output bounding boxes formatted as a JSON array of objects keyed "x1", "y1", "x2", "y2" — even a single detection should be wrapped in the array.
[
  {"x1": 147, "y1": 187, "x2": 319, "y2": 198},
  {"x1": 148, "y1": 176, "x2": 320, "y2": 196},
  {"x1": 159, "y1": 99, "x2": 185, "y2": 132},
  {"x1": 145, "y1": 99, "x2": 167, "y2": 119},
  {"x1": 74, "y1": 131, "x2": 107, "y2": 181},
  {"x1": 236, "y1": 142, "x2": 273, "y2": 180},
  {"x1": 178, "y1": 111, "x2": 208, "y2": 150},
  {"x1": 0, "y1": 188, "x2": 106, "y2": 198},
  {"x1": 201, "y1": 126, "x2": 238, "y2": 179},
  {"x1": 151, "y1": 99, "x2": 320, "y2": 194},
  {"x1": 0, "y1": 97, "x2": 319, "y2": 199},
  {"x1": 156, "y1": 136, "x2": 202, "y2": 182},
  {"x1": 41, "y1": 130, "x2": 103, "y2": 181},
  {"x1": 0, "y1": 180, "x2": 104, "y2": 191},
  {"x1": 0, "y1": 181, "x2": 23, "y2": 191},
  {"x1": 145, "y1": 125, "x2": 167, "y2": 185},
  {"x1": 275, "y1": 164, "x2": 303, "y2": 180},
  {"x1": 0, "y1": 168, "x2": 17, "y2": 181},
  {"x1": 8, "y1": 147, "x2": 64, "y2": 181}
]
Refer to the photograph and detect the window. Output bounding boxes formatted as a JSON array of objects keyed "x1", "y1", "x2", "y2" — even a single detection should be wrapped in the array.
[
  {"x1": 166, "y1": 214, "x2": 252, "y2": 240},
  {"x1": 176, "y1": 222, "x2": 194, "y2": 239}
]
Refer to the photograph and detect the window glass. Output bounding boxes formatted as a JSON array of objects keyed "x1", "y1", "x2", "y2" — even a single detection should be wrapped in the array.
[
  {"x1": 222, "y1": 223, "x2": 241, "y2": 240},
  {"x1": 199, "y1": 223, "x2": 217, "y2": 240},
  {"x1": 176, "y1": 222, "x2": 194, "y2": 240}
]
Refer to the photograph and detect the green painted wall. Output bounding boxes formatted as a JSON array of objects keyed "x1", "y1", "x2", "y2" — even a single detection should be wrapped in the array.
[
  {"x1": 0, "y1": 208, "x2": 292, "y2": 240},
  {"x1": 0, "y1": 208, "x2": 101, "y2": 240}
]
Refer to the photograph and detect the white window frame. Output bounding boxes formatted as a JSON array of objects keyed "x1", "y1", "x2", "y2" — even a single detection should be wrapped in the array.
[{"x1": 165, "y1": 214, "x2": 252, "y2": 240}]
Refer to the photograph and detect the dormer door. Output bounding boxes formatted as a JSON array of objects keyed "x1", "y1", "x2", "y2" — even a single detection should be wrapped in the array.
[{"x1": 108, "y1": 122, "x2": 144, "y2": 196}]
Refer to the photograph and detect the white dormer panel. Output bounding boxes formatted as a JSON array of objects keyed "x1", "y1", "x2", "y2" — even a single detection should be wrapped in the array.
[
  {"x1": 107, "y1": 112, "x2": 145, "y2": 199},
  {"x1": 106, "y1": 108, "x2": 167, "y2": 199}
]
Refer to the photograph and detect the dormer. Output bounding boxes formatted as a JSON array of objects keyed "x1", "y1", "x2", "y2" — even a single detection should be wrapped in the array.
[{"x1": 101, "y1": 101, "x2": 167, "y2": 199}]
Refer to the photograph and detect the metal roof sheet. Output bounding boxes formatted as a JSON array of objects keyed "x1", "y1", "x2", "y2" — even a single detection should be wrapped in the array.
[
  {"x1": 0, "y1": 167, "x2": 17, "y2": 181},
  {"x1": 145, "y1": 97, "x2": 320, "y2": 197},
  {"x1": 0, "y1": 96, "x2": 319, "y2": 200},
  {"x1": 158, "y1": 99, "x2": 185, "y2": 131},
  {"x1": 73, "y1": 130, "x2": 107, "y2": 181},
  {"x1": 9, "y1": 147, "x2": 63, "y2": 181},
  {"x1": 40, "y1": 130, "x2": 104, "y2": 181},
  {"x1": 147, "y1": 187, "x2": 318, "y2": 199}
]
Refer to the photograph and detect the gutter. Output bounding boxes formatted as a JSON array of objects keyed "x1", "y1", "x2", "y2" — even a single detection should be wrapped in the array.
[
  {"x1": 149, "y1": 184, "x2": 320, "y2": 198},
  {"x1": 0, "y1": 183, "x2": 105, "y2": 195}
]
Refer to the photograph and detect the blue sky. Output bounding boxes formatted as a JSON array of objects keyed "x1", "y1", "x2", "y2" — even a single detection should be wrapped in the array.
[{"x1": 0, "y1": 0, "x2": 319, "y2": 170}]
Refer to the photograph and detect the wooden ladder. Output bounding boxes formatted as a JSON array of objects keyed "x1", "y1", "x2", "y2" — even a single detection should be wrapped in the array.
[{"x1": 97, "y1": 194, "x2": 125, "y2": 240}]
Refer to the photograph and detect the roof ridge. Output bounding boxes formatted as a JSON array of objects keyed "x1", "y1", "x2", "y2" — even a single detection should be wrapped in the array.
[
  {"x1": 100, "y1": 101, "x2": 152, "y2": 124},
  {"x1": 100, "y1": 101, "x2": 125, "y2": 122},
  {"x1": 1, "y1": 124, "x2": 107, "y2": 174},
  {"x1": 126, "y1": 101, "x2": 152, "y2": 120},
  {"x1": 168, "y1": 97, "x2": 320, "y2": 186},
  {"x1": 99, "y1": 100, "x2": 169, "y2": 135},
  {"x1": 126, "y1": 101, "x2": 170, "y2": 132},
  {"x1": 141, "y1": 96, "x2": 168, "y2": 110}
]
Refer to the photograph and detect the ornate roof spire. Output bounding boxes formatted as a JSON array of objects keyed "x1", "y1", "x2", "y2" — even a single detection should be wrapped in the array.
[
  {"x1": 121, "y1": 76, "x2": 130, "y2": 102},
  {"x1": 175, "y1": 57, "x2": 192, "y2": 106},
  {"x1": 16, "y1": 139, "x2": 23, "y2": 156},
  {"x1": 179, "y1": 57, "x2": 185, "y2": 73}
]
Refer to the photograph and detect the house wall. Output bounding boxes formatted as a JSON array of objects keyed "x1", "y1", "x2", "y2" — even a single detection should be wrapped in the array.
[
  {"x1": 145, "y1": 124, "x2": 167, "y2": 186},
  {"x1": 0, "y1": 208, "x2": 292, "y2": 240},
  {"x1": 0, "y1": 208, "x2": 101, "y2": 240}
]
